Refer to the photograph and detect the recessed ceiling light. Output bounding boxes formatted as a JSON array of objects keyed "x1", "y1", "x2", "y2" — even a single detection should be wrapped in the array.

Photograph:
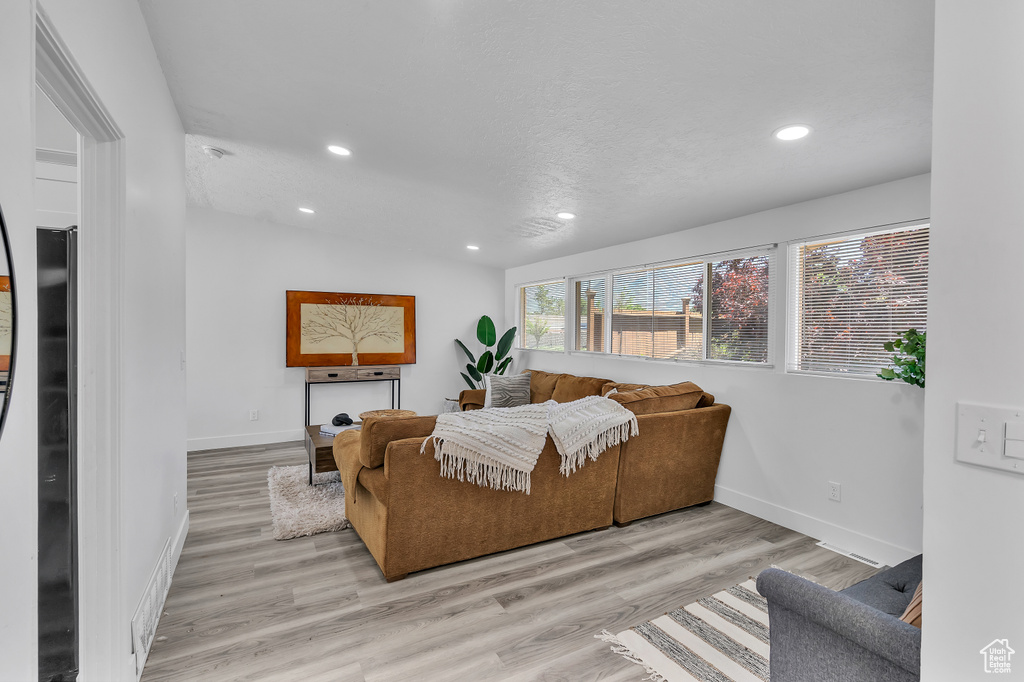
[
  {"x1": 202, "y1": 145, "x2": 226, "y2": 159},
  {"x1": 556, "y1": 212, "x2": 576, "y2": 220},
  {"x1": 327, "y1": 145, "x2": 352, "y2": 156},
  {"x1": 773, "y1": 124, "x2": 812, "y2": 141},
  {"x1": 298, "y1": 207, "x2": 315, "y2": 214},
  {"x1": 466, "y1": 245, "x2": 480, "y2": 251}
]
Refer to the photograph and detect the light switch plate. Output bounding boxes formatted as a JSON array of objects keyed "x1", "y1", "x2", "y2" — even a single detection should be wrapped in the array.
[{"x1": 956, "y1": 402, "x2": 1024, "y2": 474}]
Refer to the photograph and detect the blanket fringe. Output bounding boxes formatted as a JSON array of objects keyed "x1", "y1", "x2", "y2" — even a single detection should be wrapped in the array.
[
  {"x1": 559, "y1": 417, "x2": 639, "y2": 476},
  {"x1": 595, "y1": 630, "x2": 667, "y2": 682},
  {"x1": 426, "y1": 437, "x2": 532, "y2": 494}
]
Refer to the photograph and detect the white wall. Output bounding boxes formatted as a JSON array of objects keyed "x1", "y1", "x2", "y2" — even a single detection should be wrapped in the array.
[
  {"x1": 35, "y1": 160, "x2": 77, "y2": 227},
  {"x1": 506, "y1": 174, "x2": 930, "y2": 566},
  {"x1": 924, "y1": 3, "x2": 1024, "y2": 678},
  {"x1": 186, "y1": 207, "x2": 506, "y2": 449},
  {"x1": 0, "y1": 3, "x2": 41, "y2": 677},
  {"x1": 0, "y1": 1, "x2": 187, "y2": 679}
]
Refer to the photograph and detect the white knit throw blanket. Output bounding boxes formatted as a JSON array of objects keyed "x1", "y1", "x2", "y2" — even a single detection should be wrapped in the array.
[
  {"x1": 548, "y1": 396, "x2": 639, "y2": 477},
  {"x1": 423, "y1": 396, "x2": 638, "y2": 494}
]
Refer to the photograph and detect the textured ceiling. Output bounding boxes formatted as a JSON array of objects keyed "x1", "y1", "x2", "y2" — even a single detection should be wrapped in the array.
[{"x1": 139, "y1": 0, "x2": 934, "y2": 268}]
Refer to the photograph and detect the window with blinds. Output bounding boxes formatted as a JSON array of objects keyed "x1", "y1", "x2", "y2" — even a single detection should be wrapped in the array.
[
  {"x1": 788, "y1": 223, "x2": 929, "y2": 377},
  {"x1": 519, "y1": 280, "x2": 566, "y2": 351},
  {"x1": 574, "y1": 277, "x2": 605, "y2": 352},
  {"x1": 568, "y1": 249, "x2": 772, "y2": 364},
  {"x1": 707, "y1": 255, "x2": 771, "y2": 363}
]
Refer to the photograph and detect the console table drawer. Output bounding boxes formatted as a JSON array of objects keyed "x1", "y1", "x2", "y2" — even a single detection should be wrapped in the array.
[
  {"x1": 306, "y1": 367, "x2": 358, "y2": 383},
  {"x1": 356, "y1": 367, "x2": 399, "y2": 380},
  {"x1": 305, "y1": 366, "x2": 400, "y2": 383}
]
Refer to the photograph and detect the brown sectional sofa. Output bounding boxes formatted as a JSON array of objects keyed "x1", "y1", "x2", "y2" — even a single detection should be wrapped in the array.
[{"x1": 333, "y1": 369, "x2": 731, "y2": 581}]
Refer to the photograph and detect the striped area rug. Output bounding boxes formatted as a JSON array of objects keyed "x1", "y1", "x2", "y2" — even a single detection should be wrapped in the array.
[{"x1": 598, "y1": 579, "x2": 770, "y2": 682}]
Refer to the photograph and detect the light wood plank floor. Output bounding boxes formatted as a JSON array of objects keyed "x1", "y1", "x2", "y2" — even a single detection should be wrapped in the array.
[{"x1": 142, "y1": 441, "x2": 879, "y2": 681}]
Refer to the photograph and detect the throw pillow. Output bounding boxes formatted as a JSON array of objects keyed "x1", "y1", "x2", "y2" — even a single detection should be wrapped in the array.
[
  {"x1": 484, "y1": 373, "x2": 531, "y2": 408},
  {"x1": 899, "y1": 581, "x2": 922, "y2": 628},
  {"x1": 526, "y1": 369, "x2": 561, "y2": 403},
  {"x1": 607, "y1": 381, "x2": 704, "y2": 415},
  {"x1": 550, "y1": 374, "x2": 613, "y2": 402}
]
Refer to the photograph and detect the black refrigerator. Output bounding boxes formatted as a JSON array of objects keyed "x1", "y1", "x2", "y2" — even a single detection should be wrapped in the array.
[{"x1": 37, "y1": 226, "x2": 78, "y2": 682}]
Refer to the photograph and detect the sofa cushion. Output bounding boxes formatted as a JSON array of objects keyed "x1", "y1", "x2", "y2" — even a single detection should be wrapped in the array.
[
  {"x1": 357, "y1": 466, "x2": 389, "y2": 504},
  {"x1": 696, "y1": 392, "x2": 716, "y2": 408},
  {"x1": 527, "y1": 369, "x2": 561, "y2": 403},
  {"x1": 359, "y1": 415, "x2": 438, "y2": 469},
  {"x1": 840, "y1": 554, "x2": 922, "y2": 617},
  {"x1": 900, "y1": 581, "x2": 922, "y2": 628},
  {"x1": 607, "y1": 381, "x2": 704, "y2": 415},
  {"x1": 601, "y1": 382, "x2": 649, "y2": 396},
  {"x1": 484, "y1": 372, "x2": 531, "y2": 408},
  {"x1": 551, "y1": 374, "x2": 612, "y2": 402}
]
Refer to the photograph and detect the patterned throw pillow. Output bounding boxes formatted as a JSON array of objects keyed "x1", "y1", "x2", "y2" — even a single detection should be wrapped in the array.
[{"x1": 483, "y1": 373, "x2": 532, "y2": 408}]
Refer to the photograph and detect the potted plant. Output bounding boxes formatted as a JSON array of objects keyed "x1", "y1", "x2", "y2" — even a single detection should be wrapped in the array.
[
  {"x1": 877, "y1": 328, "x2": 926, "y2": 388},
  {"x1": 456, "y1": 315, "x2": 517, "y2": 389}
]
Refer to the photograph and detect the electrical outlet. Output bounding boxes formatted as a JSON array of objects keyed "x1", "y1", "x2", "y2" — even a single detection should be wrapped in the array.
[
  {"x1": 249, "y1": 409, "x2": 259, "y2": 421},
  {"x1": 828, "y1": 481, "x2": 842, "y2": 502}
]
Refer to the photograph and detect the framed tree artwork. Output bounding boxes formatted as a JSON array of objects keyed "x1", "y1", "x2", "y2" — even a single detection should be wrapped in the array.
[
  {"x1": 0, "y1": 276, "x2": 11, "y2": 373},
  {"x1": 286, "y1": 290, "x2": 416, "y2": 367}
]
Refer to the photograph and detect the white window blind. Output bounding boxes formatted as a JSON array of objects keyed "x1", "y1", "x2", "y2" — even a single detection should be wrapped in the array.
[
  {"x1": 574, "y1": 277, "x2": 605, "y2": 352},
  {"x1": 706, "y1": 254, "x2": 772, "y2": 363},
  {"x1": 652, "y1": 262, "x2": 704, "y2": 360},
  {"x1": 611, "y1": 270, "x2": 653, "y2": 356},
  {"x1": 519, "y1": 280, "x2": 566, "y2": 351},
  {"x1": 788, "y1": 223, "x2": 929, "y2": 376}
]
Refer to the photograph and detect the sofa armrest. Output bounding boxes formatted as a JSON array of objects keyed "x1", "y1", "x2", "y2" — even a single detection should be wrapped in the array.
[
  {"x1": 458, "y1": 389, "x2": 485, "y2": 411},
  {"x1": 757, "y1": 568, "x2": 921, "y2": 681},
  {"x1": 359, "y1": 415, "x2": 438, "y2": 469},
  {"x1": 333, "y1": 429, "x2": 364, "y2": 493}
]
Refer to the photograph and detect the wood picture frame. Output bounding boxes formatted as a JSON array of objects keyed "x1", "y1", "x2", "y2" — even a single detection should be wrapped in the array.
[
  {"x1": 0, "y1": 276, "x2": 11, "y2": 372},
  {"x1": 286, "y1": 290, "x2": 416, "y2": 367}
]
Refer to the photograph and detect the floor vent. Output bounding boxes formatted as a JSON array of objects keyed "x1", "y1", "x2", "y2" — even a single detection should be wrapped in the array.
[
  {"x1": 816, "y1": 541, "x2": 883, "y2": 568},
  {"x1": 131, "y1": 538, "x2": 173, "y2": 680}
]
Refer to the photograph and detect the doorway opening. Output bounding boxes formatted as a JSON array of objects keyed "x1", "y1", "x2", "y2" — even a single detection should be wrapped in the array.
[{"x1": 36, "y1": 5, "x2": 127, "y2": 680}]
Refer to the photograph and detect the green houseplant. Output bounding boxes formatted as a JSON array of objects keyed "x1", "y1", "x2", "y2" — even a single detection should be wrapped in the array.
[
  {"x1": 877, "y1": 328, "x2": 926, "y2": 388},
  {"x1": 456, "y1": 315, "x2": 517, "y2": 389}
]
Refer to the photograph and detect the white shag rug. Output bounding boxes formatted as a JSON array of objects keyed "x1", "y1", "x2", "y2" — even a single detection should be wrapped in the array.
[{"x1": 267, "y1": 465, "x2": 350, "y2": 540}]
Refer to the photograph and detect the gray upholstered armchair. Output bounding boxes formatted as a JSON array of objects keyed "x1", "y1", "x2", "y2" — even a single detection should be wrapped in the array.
[{"x1": 756, "y1": 555, "x2": 922, "y2": 682}]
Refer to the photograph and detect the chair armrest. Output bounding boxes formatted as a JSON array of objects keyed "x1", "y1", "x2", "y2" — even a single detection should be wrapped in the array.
[
  {"x1": 458, "y1": 389, "x2": 485, "y2": 411},
  {"x1": 757, "y1": 568, "x2": 921, "y2": 678}
]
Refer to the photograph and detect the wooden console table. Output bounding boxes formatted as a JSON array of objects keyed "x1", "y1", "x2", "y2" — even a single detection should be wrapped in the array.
[{"x1": 304, "y1": 365, "x2": 401, "y2": 426}]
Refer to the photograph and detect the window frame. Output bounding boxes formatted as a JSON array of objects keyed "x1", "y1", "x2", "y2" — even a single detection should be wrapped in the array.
[
  {"x1": 562, "y1": 246, "x2": 776, "y2": 367},
  {"x1": 516, "y1": 278, "x2": 569, "y2": 353},
  {"x1": 785, "y1": 220, "x2": 930, "y2": 380}
]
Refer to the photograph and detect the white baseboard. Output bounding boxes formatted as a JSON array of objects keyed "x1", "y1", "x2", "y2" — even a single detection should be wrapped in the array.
[
  {"x1": 170, "y1": 510, "x2": 188, "y2": 580},
  {"x1": 714, "y1": 484, "x2": 919, "y2": 568},
  {"x1": 131, "y1": 511, "x2": 190, "y2": 680},
  {"x1": 187, "y1": 429, "x2": 303, "y2": 452}
]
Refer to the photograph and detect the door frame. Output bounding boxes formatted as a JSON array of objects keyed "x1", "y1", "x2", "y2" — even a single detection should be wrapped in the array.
[{"x1": 36, "y1": 5, "x2": 128, "y2": 680}]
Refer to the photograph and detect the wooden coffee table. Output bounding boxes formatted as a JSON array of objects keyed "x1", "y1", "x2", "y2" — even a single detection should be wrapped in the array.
[{"x1": 304, "y1": 424, "x2": 359, "y2": 484}]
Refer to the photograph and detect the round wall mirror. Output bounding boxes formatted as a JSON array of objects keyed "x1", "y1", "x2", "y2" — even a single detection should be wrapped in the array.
[{"x1": 0, "y1": 203, "x2": 16, "y2": 438}]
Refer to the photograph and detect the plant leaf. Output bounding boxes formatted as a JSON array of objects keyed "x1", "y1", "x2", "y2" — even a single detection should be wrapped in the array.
[
  {"x1": 461, "y1": 372, "x2": 477, "y2": 389},
  {"x1": 466, "y1": 363, "x2": 482, "y2": 382},
  {"x1": 455, "y1": 338, "x2": 476, "y2": 364},
  {"x1": 477, "y1": 350, "x2": 494, "y2": 374},
  {"x1": 878, "y1": 368, "x2": 896, "y2": 380},
  {"x1": 495, "y1": 356, "x2": 513, "y2": 374},
  {"x1": 495, "y1": 326, "x2": 517, "y2": 361},
  {"x1": 477, "y1": 315, "x2": 497, "y2": 346},
  {"x1": 882, "y1": 341, "x2": 895, "y2": 352}
]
